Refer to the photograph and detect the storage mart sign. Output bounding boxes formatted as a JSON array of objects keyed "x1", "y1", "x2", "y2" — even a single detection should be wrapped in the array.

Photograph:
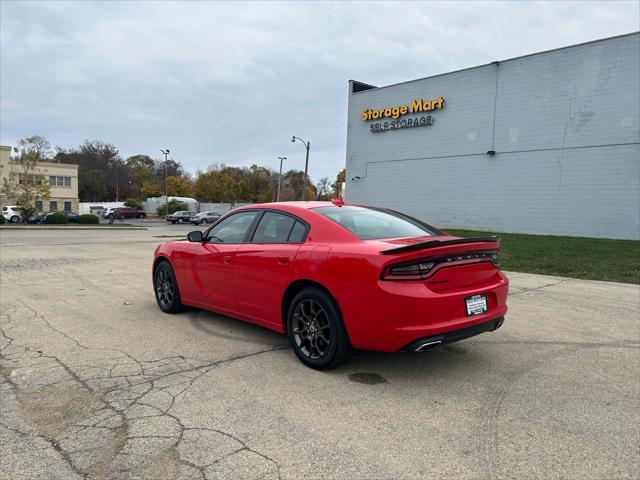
[{"x1": 361, "y1": 96, "x2": 445, "y2": 133}]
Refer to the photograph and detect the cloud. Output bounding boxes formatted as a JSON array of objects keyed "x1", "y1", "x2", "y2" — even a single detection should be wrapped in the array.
[{"x1": 1, "y1": 0, "x2": 638, "y2": 181}]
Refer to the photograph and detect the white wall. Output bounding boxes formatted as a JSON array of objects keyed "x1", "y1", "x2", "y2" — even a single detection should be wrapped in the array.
[
  {"x1": 143, "y1": 197, "x2": 198, "y2": 214},
  {"x1": 346, "y1": 33, "x2": 640, "y2": 239},
  {"x1": 199, "y1": 203, "x2": 253, "y2": 215},
  {"x1": 79, "y1": 202, "x2": 124, "y2": 215}
]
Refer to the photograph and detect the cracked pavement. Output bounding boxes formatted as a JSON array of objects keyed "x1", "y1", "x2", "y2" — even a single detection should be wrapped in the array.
[{"x1": 1, "y1": 227, "x2": 639, "y2": 479}]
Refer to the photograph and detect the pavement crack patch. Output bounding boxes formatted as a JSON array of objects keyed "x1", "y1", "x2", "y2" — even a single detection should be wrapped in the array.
[
  {"x1": 1, "y1": 301, "x2": 288, "y2": 479},
  {"x1": 508, "y1": 279, "x2": 568, "y2": 296}
]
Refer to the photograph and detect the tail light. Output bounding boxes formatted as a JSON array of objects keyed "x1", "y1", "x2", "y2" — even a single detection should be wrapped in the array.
[
  {"x1": 382, "y1": 261, "x2": 436, "y2": 280},
  {"x1": 382, "y1": 251, "x2": 499, "y2": 281}
]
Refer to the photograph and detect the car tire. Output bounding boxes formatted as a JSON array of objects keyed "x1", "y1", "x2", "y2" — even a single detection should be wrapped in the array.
[
  {"x1": 108, "y1": 213, "x2": 114, "y2": 219},
  {"x1": 286, "y1": 287, "x2": 351, "y2": 370},
  {"x1": 200, "y1": 219, "x2": 207, "y2": 225},
  {"x1": 171, "y1": 220, "x2": 177, "y2": 224},
  {"x1": 10, "y1": 216, "x2": 19, "y2": 223},
  {"x1": 153, "y1": 261, "x2": 184, "y2": 314}
]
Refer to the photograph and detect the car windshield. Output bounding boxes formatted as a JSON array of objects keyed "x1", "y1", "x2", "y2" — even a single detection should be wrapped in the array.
[{"x1": 314, "y1": 206, "x2": 441, "y2": 240}]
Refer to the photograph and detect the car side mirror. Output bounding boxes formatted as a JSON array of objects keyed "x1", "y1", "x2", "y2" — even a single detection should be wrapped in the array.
[{"x1": 187, "y1": 231, "x2": 204, "y2": 242}]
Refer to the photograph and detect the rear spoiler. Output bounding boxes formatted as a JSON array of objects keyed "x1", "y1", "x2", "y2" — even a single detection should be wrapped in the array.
[{"x1": 380, "y1": 236, "x2": 500, "y2": 255}]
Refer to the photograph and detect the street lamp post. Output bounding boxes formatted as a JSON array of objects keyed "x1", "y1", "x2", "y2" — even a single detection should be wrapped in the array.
[
  {"x1": 277, "y1": 156, "x2": 286, "y2": 202},
  {"x1": 160, "y1": 149, "x2": 170, "y2": 214},
  {"x1": 291, "y1": 136, "x2": 310, "y2": 201}
]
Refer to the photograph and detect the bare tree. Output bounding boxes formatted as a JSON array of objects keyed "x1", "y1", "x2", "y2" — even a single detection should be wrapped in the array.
[{"x1": 316, "y1": 177, "x2": 331, "y2": 200}]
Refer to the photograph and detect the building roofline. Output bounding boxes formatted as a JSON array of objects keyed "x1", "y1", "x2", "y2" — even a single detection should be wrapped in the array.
[
  {"x1": 350, "y1": 31, "x2": 639, "y2": 94},
  {"x1": 38, "y1": 161, "x2": 79, "y2": 169},
  {"x1": 5, "y1": 159, "x2": 79, "y2": 169}
]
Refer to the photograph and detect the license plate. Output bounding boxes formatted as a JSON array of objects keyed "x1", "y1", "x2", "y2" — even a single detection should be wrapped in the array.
[{"x1": 465, "y1": 294, "x2": 487, "y2": 316}]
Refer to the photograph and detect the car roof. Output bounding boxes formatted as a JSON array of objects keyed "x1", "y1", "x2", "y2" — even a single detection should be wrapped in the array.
[{"x1": 240, "y1": 201, "x2": 340, "y2": 212}]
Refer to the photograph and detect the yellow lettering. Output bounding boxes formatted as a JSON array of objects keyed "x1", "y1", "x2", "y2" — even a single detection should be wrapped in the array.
[
  {"x1": 363, "y1": 98, "x2": 444, "y2": 122},
  {"x1": 410, "y1": 99, "x2": 423, "y2": 113}
]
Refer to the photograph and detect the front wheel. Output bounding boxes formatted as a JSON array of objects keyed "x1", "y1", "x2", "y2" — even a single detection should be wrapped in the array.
[
  {"x1": 200, "y1": 219, "x2": 207, "y2": 225},
  {"x1": 286, "y1": 287, "x2": 351, "y2": 370},
  {"x1": 154, "y1": 261, "x2": 184, "y2": 313}
]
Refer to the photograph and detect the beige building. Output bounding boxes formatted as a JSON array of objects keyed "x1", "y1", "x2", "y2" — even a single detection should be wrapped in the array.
[{"x1": 0, "y1": 145, "x2": 79, "y2": 212}]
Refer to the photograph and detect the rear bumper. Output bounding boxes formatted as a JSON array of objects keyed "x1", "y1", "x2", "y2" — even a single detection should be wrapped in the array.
[
  {"x1": 337, "y1": 271, "x2": 509, "y2": 352},
  {"x1": 400, "y1": 316, "x2": 504, "y2": 352}
]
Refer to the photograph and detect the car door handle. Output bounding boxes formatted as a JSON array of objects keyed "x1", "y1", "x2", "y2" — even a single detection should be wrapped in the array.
[
  {"x1": 223, "y1": 256, "x2": 233, "y2": 264},
  {"x1": 277, "y1": 256, "x2": 289, "y2": 264}
]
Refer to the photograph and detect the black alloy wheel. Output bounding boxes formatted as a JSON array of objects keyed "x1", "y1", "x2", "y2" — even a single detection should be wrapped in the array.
[
  {"x1": 287, "y1": 287, "x2": 351, "y2": 370},
  {"x1": 154, "y1": 261, "x2": 183, "y2": 313}
]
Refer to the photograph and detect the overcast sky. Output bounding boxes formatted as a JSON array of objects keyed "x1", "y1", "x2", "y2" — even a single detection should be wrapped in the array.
[{"x1": 1, "y1": 1, "x2": 638, "y2": 182}]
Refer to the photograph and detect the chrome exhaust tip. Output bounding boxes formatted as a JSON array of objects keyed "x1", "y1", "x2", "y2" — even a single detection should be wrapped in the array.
[{"x1": 414, "y1": 340, "x2": 443, "y2": 352}]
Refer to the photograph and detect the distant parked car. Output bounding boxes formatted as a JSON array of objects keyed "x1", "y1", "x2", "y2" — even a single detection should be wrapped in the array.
[
  {"x1": 102, "y1": 207, "x2": 118, "y2": 219},
  {"x1": 46, "y1": 211, "x2": 79, "y2": 223},
  {"x1": 27, "y1": 212, "x2": 48, "y2": 224},
  {"x1": 165, "y1": 211, "x2": 195, "y2": 224},
  {"x1": 109, "y1": 207, "x2": 146, "y2": 220},
  {"x1": 2, "y1": 205, "x2": 22, "y2": 223},
  {"x1": 190, "y1": 211, "x2": 221, "y2": 225}
]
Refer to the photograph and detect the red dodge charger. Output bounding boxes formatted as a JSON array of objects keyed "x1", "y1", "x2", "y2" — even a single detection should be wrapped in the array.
[{"x1": 153, "y1": 200, "x2": 509, "y2": 369}]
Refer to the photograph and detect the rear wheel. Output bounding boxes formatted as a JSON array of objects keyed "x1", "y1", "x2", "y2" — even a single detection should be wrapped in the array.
[
  {"x1": 154, "y1": 261, "x2": 184, "y2": 313},
  {"x1": 286, "y1": 287, "x2": 351, "y2": 370},
  {"x1": 200, "y1": 219, "x2": 207, "y2": 225},
  {"x1": 10, "y1": 215, "x2": 19, "y2": 223}
]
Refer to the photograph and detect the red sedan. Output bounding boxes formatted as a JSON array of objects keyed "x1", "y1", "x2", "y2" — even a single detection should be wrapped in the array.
[{"x1": 153, "y1": 200, "x2": 509, "y2": 369}]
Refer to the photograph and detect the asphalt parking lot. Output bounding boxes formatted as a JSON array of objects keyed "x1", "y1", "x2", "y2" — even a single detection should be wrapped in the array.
[{"x1": 1, "y1": 227, "x2": 638, "y2": 480}]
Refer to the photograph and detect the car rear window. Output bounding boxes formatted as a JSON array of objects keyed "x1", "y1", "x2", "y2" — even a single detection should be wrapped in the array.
[{"x1": 314, "y1": 206, "x2": 440, "y2": 240}]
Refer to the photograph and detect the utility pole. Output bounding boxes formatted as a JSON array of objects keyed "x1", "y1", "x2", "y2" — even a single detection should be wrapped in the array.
[
  {"x1": 160, "y1": 149, "x2": 170, "y2": 214},
  {"x1": 291, "y1": 136, "x2": 310, "y2": 201},
  {"x1": 277, "y1": 156, "x2": 286, "y2": 201}
]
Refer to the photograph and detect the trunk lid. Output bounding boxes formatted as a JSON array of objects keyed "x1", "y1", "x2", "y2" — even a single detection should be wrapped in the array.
[{"x1": 374, "y1": 235, "x2": 502, "y2": 292}]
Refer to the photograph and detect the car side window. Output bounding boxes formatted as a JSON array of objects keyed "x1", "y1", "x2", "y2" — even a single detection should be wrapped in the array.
[
  {"x1": 204, "y1": 211, "x2": 258, "y2": 244},
  {"x1": 288, "y1": 221, "x2": 307, "y2": 243},
  {"x1": 252, "y1": 212, "x2": 296, "y2": 243}
]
